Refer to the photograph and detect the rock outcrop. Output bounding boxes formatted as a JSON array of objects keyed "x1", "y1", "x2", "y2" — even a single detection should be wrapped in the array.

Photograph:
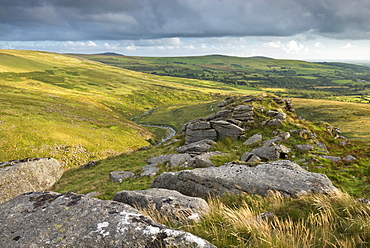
[
  {"x1": 114, "y1": 188, "x2": 210, "y2": 222},
  {"x1": 151, "y1": 160, "x2": 339, "y2": 198},
  {"x1": 0, "y1": 191, "x2": 216, "y2": 248},
  {"x1": 0, "y1": 157, "x2": 63, "y2": 203}
]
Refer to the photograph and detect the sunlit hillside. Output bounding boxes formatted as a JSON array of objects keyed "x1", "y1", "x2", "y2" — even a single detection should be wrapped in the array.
[{"x1": 0, "y1": 50, "x2": 260, "y2": 167}]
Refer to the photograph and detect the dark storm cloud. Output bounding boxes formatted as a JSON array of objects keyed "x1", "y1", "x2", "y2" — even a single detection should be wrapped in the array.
[{"x1": 1, "y1": 0, "x2": 370, "y2": 41}]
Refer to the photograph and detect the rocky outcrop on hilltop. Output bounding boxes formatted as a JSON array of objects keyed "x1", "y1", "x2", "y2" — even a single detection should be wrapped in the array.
[
  {"x1": 0, "y1": 191, "x2": 216, "y2": 248},
  {"x1": 0, "y1": 157, "x2": 63, "y2": 203}
]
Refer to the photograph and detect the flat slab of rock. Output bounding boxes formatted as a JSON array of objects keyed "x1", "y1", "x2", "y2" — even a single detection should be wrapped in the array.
[
  {"x1": 114, "y1": 188, "x2": 210, "y2": 221},
  {"x1": 0, "y1": 157, "x2": 63, "y2": 203},
  {"x1": 177, "y1": 139, "x2": 216, "y2": 154},
  {"x1": 243, "y1": 133, "x2": 262, "y2": 146},
  {"x1": 0, "y1": 192, "x2": 216, "y2": 248},
  {"x1": 194, "y1": 151, "x2": 226, "y2": 168},
  {"x1": 151, "y1": 160, "x2": 339, "y2": 198},
  {"x1": 211, "y1": 120, "x2": 245, "y2": 140}
]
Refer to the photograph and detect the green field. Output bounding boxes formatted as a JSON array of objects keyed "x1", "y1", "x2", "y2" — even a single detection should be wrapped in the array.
[{"x1": 79, "y1": 53, "x2": 370, "y2": 101}]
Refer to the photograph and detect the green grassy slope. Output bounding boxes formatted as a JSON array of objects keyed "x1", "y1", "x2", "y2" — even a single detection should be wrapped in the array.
[{"x1": 0, "y1": 50, "x2": 262, "y2": 167}]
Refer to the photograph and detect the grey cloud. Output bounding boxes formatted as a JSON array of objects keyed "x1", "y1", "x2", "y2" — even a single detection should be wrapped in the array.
[{"x1": 0, "y1": 0, "x2": 370, "y2": 41}]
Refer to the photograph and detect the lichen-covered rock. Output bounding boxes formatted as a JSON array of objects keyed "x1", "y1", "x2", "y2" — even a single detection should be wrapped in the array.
[
  {"x1": 114, "y1": 188, "x2": 210, "y2": 222},
  {"x1": 0, "y1": 191, "x2": 216, "y2": 248},
  {"x1": 109, "y1": 171, "x2": 135, "y2": 183},
  {"x1": 0, "y1": 157, "x2": 63, "y2": 203},
  {"x1": 167, "y1": 154, "x2": 194, "y2": 167},
  {"x1": 151, "y1": 160, "x2": 339, "y2": 198},
  {"x1": 295, "y1": 144, "x2": 314, "y2": 152}
]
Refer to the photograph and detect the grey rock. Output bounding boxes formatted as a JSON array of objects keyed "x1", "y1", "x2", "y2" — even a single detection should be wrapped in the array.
[
  {"x1": 151, "y1": 160, "x2": 339, "y2": 198},
  {"x1": 109, "y1": 171, "x2": 135, "y2": 183},
  {"x1": 147, "y1": 154, "x2": 174, "y2": 166},
  {"x1": 177, "y1": 139, "x2": 217, "y2": 154},
  {"x1": 0, "y1": 157, "x2": 63, "y2": 204},
  {"x1": 218, "y1": 97, "x2": 235, "y2": 107},
  {"x1": 295, "y1": 144, "x2": 314, "y2": 152},
  {"x1": 193, "y1": 151, "x2": 225, "y2": 168},
  {"x1": 251, "y1": 144, "x2": 290, "y2": 161},
  {"x1": 266, "y1": 110, "x2": 279, "y2": 117},
  {"x1": 81, "y1": 160, "x2": 97, "y2": 168},
  {"x1": 232, "y1": 105, "x2": 254, "y2": 121},
  {"x1": 114, "y1": 188, "x2": 210, "y2": 222},
  {"x1": 211, "y1": 120, "x2": 245, "y2": 139},
  {"x1": 241, "y1": 152, "x2": 261, "y2": 164},
  {"x1": 140, "y1": 167, "x2": 160, "y2": 177},
  {"x1": 243, "y1": 133, "x2": 263, "y2": 146},
  {"x1": 316, "y1": 143, "x2": 328, "y2": 152},
  {"x1": 275, "y1": 112, "x2": 287, "y2": 120},
  {"x1": 267, "y1": 119, "x2": 283, "y2": 126},
  {"x1": 0, "y1": 192, "x2": 215, "y2": 248},
  {"x1": 319, "y1": 155, "x2": 341, "y2": 162},
  {"x1": 206, "y1": 110, "x2": 231, "y2": 121},
  {"x1": 342, "y1": 155, "x2": 357, "y2": 163},
  {"x1": 185, "y1": 129, "x2": 217, "y2": 144},
  {"x1": 187, "y1": 119, "x2": 212, "y2": 130},
  {"x1": 167, "y1": 154, "x2": 193, "y2": 167},
  {"x1": 263, "y1": 136, "x2": 283, "y2": 147},
  {"x1": 279, "y1": 132, "x2": 291, "y2": 141}
]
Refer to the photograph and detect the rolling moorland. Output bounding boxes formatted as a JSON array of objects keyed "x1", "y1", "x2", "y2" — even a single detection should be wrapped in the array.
[{"x1": 1, "y1": 50, "x2": 370, "y2": 247}]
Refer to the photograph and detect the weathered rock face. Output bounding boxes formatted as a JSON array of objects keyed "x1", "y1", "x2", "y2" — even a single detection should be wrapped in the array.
[
  {"x1": 114, "y1": 188, "x2": 210, "y2": 222},
  {"x1": 184, "y1": 119, "x2": 217, "y2": 144},
  {"x1": 211, "y1": 120, "x2": 245, "y2": 140},
  {"x1": 0, "y1": 157, "x2": 63, "y2": 203},
  {"x1": 0, "y1": 191, "x2": 216, "y2": 248},
  {"x1": 251, "y1": 144, "x2": 291, "y2": 161},
  {"x1": 151, "y1": 160, "x2": 339, "y2": 198}
]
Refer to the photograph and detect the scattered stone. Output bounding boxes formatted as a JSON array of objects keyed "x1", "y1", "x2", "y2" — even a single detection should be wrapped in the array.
[
  {"x1": 0, "y1": 157, "x2": 63, "y2": 204},
  {"x1": 151, "y1": 160, "x2": 339, "y2": 198},
  {"x1": 318, "y1": 155, "x2": 341, "y2": 162},
  {"x1": 81, "y1": 160, "x2": 97, "y2": 168},
  {"x1": 109, "y1": 171, "x2": 135, "y2": 183},
  {"x1": 295, "y1": 144, "x2": 314, "y2": 152},
  {"x1": 243, "y1": 133, "x2": 263, "y2": 146},
  {"x1": 316, "y1": 143, "x2": 328, "y2": 152},
  {"x1": 0, "y1": 192, "x2": 215, "y2": 248},
  {"x1": 342, "y1": 155, "x2": 357, "y2": 163},
  {"x1": 206, "y1": 109, "x2": 231, "y2": 121},
  {"x1": 267, "y1": 119, "x2": 283, "y2": 126},
  {"x1": 163, "y1": 138, "x2": 181, "y2": 147},
  {"x1": 240, "y1": 152, "x2": 261, "y2": 164},
  {"x1": 193, "y1": 151, "x2": 225, "y2": 168},
  {"x1": 167, "y1": 154, "x2": 193, "y2": 167},
  {"x1": 147, "y1": 154, "x2": 174, "y2": 166},
  {"x1": 177, "y1": 139, "x2": 216, "y2": 154},
  {"x1": 252, "y1": 144, "x2": 290, "y2": 161},
  {"x1": 275, "y1": 112, "x2": 287, "y2": 120},
  {"x1": 114, "y1": 188, "x2": 210, "y2": 222},
  {"x1": 266, "y1": 110, "x2": 279, "y2": 117},
  {"x1": 140, "y1": 167, "x2": 160, "y2": 177},
  {"x1": 218, "y1": 97, "x2": 235, "y2": 108}
]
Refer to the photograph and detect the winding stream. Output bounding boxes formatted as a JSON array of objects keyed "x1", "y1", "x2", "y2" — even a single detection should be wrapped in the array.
[{"x1": 131, "y1": 109, "x2": 177, "y2": 144}]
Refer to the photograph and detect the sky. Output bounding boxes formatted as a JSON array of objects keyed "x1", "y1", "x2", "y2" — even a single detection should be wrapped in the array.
[{"x1": 1, "y1": 0, "x2": 370, "y2": 61}]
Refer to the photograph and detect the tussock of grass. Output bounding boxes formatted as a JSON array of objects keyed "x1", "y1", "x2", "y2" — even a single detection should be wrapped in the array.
[{"x1": 147, "y1": 193, "x2": 370, "y2": 248}]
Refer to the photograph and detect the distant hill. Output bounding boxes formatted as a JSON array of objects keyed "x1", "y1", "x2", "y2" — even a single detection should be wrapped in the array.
[
  {"x1": 79, "y1": 53, "x2": 370, "y2": 102},
  {"x1": 94, "y1": 52, "x2": 124, "y2": 56}
]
